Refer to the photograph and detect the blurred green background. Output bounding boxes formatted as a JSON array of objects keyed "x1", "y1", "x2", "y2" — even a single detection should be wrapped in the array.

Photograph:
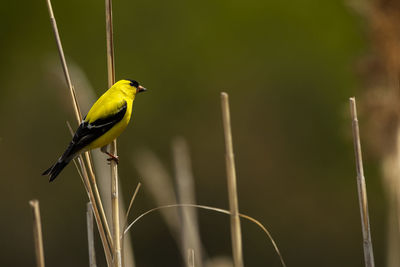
[{"x1": 0, "y1": 0, "x2": 385, "y2": 266}]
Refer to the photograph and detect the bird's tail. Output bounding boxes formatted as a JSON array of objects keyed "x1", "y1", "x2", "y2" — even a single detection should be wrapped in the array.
[
  {"x1": 42, "y1": 159, "x2": 70, "y2": 182},
  {"x1": 42, "y1": 141, "x2": 79, "y2": 182}
]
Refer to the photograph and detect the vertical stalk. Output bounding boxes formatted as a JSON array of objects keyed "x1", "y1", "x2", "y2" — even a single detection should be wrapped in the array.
[
  {"x1": 105, "y1": 0, "x2": 121, "y2": 266},
  {"x1": 187, "y1": 249, "x2": 195, "y2": 267},
  {"x1": 29, "y1": 200, "x2": 45, "y2": 267},
  {"x1": 87, "y1": 202, "x2": 97, "y2": 267},
  {"x1": 349, "y1": 97, "x2": 375, "y2": 267},
  {"x1": 220, "y1": 92, "x2": 244, "y2": 267},
  {"x1": 105, "y1": 0, "x2": 115, "y2": 87}
]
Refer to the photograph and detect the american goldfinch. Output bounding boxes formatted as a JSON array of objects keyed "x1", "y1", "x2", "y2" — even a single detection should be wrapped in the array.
[{"x1": 42, "y1": 79, "x2": 146, "y2": 182}]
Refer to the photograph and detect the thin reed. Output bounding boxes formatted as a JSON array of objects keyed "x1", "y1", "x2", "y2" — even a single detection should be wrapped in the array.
[
  {"x1": 87, "y1": 202, "x2": 97, "y2": 267},
  {"x1": 187, "y1": 249, "x2": 195, "y2": 267},
  {"x1": 349, "y1": 97, "x2": 375, "y2": 267},
  {"x1": 105, "y1": 0, "x2": 122, "y2": 266},
  {"x1": 220, "y1": 92, "x2": 244, "y2": 267},
  {"x1": 123, "y1": 183, "x2": 142, "y2": 230},
  {"x1": 29, "y1": 200, "x2": 45, "y2": 267}
]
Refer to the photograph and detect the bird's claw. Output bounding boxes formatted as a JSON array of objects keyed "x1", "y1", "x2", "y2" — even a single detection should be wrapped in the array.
[{"x1": 106, "y1": 154, "x2": 119, "y2": 164}]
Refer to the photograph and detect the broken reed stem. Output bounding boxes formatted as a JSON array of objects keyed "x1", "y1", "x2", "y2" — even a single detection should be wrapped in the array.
[
  {"x1": 87, "y1": 203, "x2": 97, "y2": 267},
  {"x1": 29, "y1": 200, "x2": 45, "y2": 267},
  {"x1": 187, "y1": 249, "x2": 195, "y2": 267},
  {"x1": 45, "y1": 0, "x2": 113, "y2": 264},
  {"x1": 123, "y1": 183, "x2": 142, "y2": 231},
  {"x1": 349, "y1": 97, "x2": 375, "y2": 267},
  {"x1": 105, "y1": 0, "x2": 121, "y2": 266},
  {"x1": 220, "y1": 92, "x2": 244, "y2": 267}
]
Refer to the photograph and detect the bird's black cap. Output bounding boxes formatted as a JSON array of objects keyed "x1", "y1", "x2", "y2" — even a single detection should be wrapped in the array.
[{"x1": 127, "y1": 79, "x2": 139, "y2": 88}]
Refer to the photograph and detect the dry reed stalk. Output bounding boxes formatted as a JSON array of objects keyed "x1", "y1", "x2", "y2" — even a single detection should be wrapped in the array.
[
  {"x1": 349, "y1": 97, "x2": 375, "y2": 267},
  {"x1": 123, "y1": 183, "x2": 142, "y2": 230},
  {"x1": 29, "y1": 200, "x2": 45, "y2": 267},
  {"x1": 44, "y1": 0, "x2": 113, "y2": 263},
  {"x1": 87, "y1": 202, "x2": 97, "y2": 267},
  {"x1": 188, "y1": 249, "x2": 195, "y2": 267},
  {"x1": 105, "y1": 0, "x2": 121, "y2": 265},
  {"x1": 220, "y1": 92, "x2": 243, "y2": 267},
  {"x1": 173, "y1": 138, "x2": 204, "y2": 267},
  {"x1": 124, "y1": 203, "x2": 286, "y2": 267},
  {"x1": 121, "y1": 183, "x2": 141, "y2": 245}
]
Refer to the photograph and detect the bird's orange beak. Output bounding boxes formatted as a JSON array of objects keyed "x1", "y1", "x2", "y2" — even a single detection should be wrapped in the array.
[{"x1": 136, "y1": 85, "x2": 147, "y2": 93}]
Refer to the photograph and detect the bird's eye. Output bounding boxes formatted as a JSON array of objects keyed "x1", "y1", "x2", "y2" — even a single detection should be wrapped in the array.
[{"x1": 128, "y1": 79, "x2": 139, "y2": 88}]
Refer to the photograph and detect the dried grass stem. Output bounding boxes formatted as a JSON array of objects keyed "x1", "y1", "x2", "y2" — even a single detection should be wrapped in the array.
[
  {"x1": 29, "y1": 200, "x2": 45, "y2": 267},
  {"x1": 221, "y1": 92, "x2": 243, "y2": 267},
  {"x1": 105, "y1": 0, "x2": 121, "y2": 265},
  {"x1": 349, "y1": 97, "x2": 375, "y2": 267}
]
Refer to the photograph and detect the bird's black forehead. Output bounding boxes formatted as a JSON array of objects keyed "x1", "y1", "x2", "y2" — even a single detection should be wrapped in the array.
[{"x1": 127, "y1": 79, "x2": 139, "y2": 87}]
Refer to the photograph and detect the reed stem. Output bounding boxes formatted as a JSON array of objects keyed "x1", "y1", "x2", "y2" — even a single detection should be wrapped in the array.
[
  {"x1": 87, "y1": 202, "x2": 97, "y2": 267},
  {"x1": 188, "y1": 249, "x2": 195, "y2": 267},
  {"x1": 220, "y1": 92, "x2": 244, "y2": 267},
  {"x1": 105, "y1": 0, "x2": 121, "y2": 265},
  {"x1": 349, "y1": 97, "x2": 375, "y2": 267},
  {"x1": 123, "y1": 183, "x2": 142, "y2": 231},
  {"x1": 29, "y1": 200, "x2": 45, "y2": 267}
]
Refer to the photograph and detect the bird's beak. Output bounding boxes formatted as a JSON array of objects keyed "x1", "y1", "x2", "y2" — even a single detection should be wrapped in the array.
[{"x1": 137, "y1": 85, "x2": 147, "y2": 93}]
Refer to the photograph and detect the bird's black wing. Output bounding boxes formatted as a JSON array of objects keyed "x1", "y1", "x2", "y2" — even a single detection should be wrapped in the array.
[
  {"x1": 42, "y1": 101, "x2": 127, "y2": 182},
  {"x1": 70, "y1": 101, "x2": 128, "y2": 155}
]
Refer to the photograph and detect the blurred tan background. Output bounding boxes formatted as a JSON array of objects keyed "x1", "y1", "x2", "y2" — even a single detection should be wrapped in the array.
[{"x1": 0, "y1": 0, "x2": 389, "y2": 266}]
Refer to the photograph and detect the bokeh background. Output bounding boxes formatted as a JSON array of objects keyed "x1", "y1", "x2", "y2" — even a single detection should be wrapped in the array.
[{"x1": 0, "y1": 0, "x2": 392, "y2": 266}]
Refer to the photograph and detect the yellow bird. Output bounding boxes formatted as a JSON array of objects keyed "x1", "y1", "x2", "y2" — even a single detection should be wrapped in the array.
[{"x1": 42, "y1": 79, "x2": 146, "y2": 182}]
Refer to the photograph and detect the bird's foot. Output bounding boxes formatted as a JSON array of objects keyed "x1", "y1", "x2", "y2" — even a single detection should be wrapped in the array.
[{"x1": 106, "y1": 152, "x2": 119, "y2": 164}]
